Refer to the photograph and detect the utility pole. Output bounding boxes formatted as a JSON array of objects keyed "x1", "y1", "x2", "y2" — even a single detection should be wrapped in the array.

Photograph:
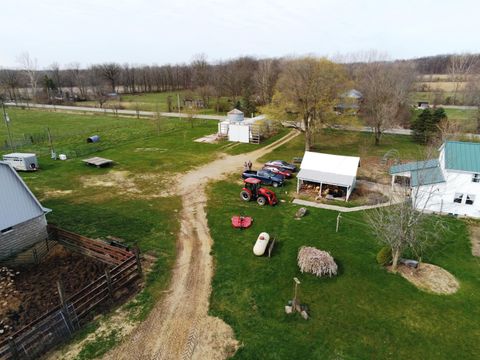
[{"x1": 2, "y1": 102, "x2": 14, "y2": 150}]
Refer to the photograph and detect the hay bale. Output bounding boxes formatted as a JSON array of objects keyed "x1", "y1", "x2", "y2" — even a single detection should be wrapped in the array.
[{"x1": 297, "y1": 246, "x2": 338, "y2": 277}]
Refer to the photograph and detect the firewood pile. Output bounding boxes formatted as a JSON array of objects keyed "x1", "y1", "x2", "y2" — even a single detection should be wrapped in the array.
[{"x1": 297, "y1": 246, "x2": 338, "y2": 277}]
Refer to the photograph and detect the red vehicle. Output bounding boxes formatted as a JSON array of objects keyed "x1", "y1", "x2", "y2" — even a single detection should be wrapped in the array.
[
  {"x1": 240, "y1": 178, "x2": 278, "y2": 206},
  {"x1": 262, "y1": 166, "x2": 293, "y2": 178}
]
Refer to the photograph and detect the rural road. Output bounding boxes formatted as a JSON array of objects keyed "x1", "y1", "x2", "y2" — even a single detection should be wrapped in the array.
[
  {"x1": 4, "y1": 102, "x2": 265, "y2": 122},
  {"x1": 102, "y1": 130, "x2": 300, "y2": 360}
]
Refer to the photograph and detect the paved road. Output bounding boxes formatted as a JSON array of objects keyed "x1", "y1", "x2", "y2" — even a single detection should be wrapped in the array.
[
  {"x1": 6, "y1": 102, "x2": 477, "y2": 138},
  {"x1": 4, "y1": 102, "x2": 230, "y2": 121}
]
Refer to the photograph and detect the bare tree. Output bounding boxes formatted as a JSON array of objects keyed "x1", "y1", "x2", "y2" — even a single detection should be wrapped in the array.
[
  {"x1": 17, "y1": 52, "x2": 40, "y2": 102},
  {"x1": 464, "y1": 74, "x2": 480, "y2": 132},
  {"x1": 365, "y1": 152, "x2": 447, "y2": 272},
  {"x1": 356, "y1": 56, "x2": 416, "y2": 145},
  {"x1": 448, "y1": 54, "x2": 478, "y2": 105},
  {"x1": 273, "y1": 57, "x2": 348, "y2": 151},
  {"x1": 100, "y1": 63, "x2": 122, "y2": 93},
  {"x1": 0, "y1": 69, "x2": 21, "y2": 101},
  {"x1": 254, "y1": 59, "x2": 280, "y2": 105}
]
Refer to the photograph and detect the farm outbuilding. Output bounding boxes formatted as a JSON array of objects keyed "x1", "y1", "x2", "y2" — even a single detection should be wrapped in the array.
[
  {"x1": 0, "y1": 162, "x2": 51, "y2": 261},
  {"x1": 296, "y1": 151, "x2": 360, "y2": 201},
  {"x1": 217, "y1": 109, "x2": 263, "y2": 144}
]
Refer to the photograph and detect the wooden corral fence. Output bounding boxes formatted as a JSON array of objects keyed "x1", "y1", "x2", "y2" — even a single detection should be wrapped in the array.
[
  {"x1": 0, "y1": 226, "x2": 142, "y2": 360},
  {"x1": 2, "y1": 239, "x2": 58, "y2": 267}
]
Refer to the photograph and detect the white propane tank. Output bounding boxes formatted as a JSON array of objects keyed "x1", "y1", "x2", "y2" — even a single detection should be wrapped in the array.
[
  {"x1": 59, "y1": 154, "x2": 67, "y2": 161},
  {"x1": 253, "y1": 232, "x2": 270, "y2": 256}
]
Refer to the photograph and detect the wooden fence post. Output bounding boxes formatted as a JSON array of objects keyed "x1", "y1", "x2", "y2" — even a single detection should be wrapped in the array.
[
  {"x1": 8, "y1": 337, "x2": 19, "y2": 360},
  {"x1": 134, "y1": 247, "x2": 143, "y2": 277},
  {"x1": 57, "y1": 280, "x2": 75, "y2": 333},
  {"x1": 105, "y1": 269, "x2": 113, "y2": 300}
]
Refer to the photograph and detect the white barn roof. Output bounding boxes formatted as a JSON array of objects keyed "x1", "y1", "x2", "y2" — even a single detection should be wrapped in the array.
[
  {"x1": 0, "y1": 162, "x2": 49, "y2": 230},
  {"x1": 297, "y1": 151, "x2": 360, "y2": 188}
]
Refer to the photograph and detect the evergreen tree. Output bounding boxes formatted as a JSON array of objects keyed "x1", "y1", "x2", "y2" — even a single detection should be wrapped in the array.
[{"x1": 411, "y1": 107, "x2": 446, "y2": 144}]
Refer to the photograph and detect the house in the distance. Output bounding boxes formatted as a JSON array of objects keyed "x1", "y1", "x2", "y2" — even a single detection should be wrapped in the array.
[
  {"x1": 0, "y1": 161, "x2": 51, "y2": 261},
  {"x1": 390, "y1": 141, "x2": 480, "y2": 218}
]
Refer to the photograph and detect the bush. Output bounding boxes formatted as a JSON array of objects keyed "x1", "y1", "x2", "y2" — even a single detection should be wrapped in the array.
[
  {"x1": 376, "y1": 246, "x2": 392, "y2": 266},
  {"x1": 298, "y1": 246, "x2": 338, "y2": 277}
]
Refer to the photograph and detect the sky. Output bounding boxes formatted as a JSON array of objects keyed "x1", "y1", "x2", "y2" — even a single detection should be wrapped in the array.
[{"x1": 0, "y1": 0, "x2": 479, "y2": 68}]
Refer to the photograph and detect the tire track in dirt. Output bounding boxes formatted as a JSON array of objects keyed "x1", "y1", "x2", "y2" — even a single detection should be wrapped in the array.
[{"x1": 102, "y1": 130, "x2": 299, "y2": 360}]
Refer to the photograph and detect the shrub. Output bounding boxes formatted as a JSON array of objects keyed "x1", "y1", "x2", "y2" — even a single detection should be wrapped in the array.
[
  {"x1": 376, "y1": 246, "x2": 392, "y2": 266},
  {"x1": 297, "y1": 246, "x2": 338, "y2": 277}
]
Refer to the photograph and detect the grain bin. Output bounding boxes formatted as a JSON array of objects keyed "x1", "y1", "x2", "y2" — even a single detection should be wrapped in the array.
[
  {"x1": 227, "y1": 108, "x2": 244, "y2": 122},
  {"x1": 253, "y1": 232, "x2": 270, "y2": 256}
]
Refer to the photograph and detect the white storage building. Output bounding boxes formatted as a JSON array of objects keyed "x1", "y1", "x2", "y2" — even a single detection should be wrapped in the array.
[
  {"x1": 218, "y1": 109, "x2": 262, "y2": 144},
  {"x1": 296, "y1": 151, "x2": 360, "y2": 201}
]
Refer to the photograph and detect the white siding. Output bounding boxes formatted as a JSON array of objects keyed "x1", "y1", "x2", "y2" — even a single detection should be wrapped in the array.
[
  {"x1": 228, "y1": 124, "x2": 250, "y2": 143},
  {"x1": 413, "y1": 170, "x2": 480, "y2": 218}
]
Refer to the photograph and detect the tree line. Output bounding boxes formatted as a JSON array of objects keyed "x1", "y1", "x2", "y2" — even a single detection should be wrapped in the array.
[{"x1": 3, "y1": 51, "x2": 480, "y2": 148}]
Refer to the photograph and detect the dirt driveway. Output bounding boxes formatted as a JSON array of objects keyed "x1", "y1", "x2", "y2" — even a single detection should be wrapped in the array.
[{"x1": 103, "y1": 130, "x2": 299, "y2": 360}]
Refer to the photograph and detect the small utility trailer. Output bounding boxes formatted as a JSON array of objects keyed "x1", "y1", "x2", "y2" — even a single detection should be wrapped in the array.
[{"x1": 2, "y1": 153, "x2": 38, "y2": 171}]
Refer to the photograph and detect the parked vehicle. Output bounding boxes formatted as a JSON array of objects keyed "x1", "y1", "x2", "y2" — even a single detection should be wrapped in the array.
[
  {"x1": 242, "y1": 169, "x2": 285, "y2": 187},
  {"x1": 240, "y1": 178, "x2": 278, "y2": 206},
  {"x1": 262, "y1": 166, "x2": 293, "y2": 178},
  {"x1": 264, "y1": 160, "x2": 297, "y2": 172}
]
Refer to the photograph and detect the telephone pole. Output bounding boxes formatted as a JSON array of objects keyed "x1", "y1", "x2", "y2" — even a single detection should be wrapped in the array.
[{"x1": 2, "y1": 102, "x2": 14, "y2": 150}]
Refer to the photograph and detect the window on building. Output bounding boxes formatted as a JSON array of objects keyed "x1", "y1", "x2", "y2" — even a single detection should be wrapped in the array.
[
  {"x1": 1, "y1": 227, "x2": 13, "y2": 234},
  {"x1": 466, "y1": 194, "x2": 475, "y2": 205},
  {"x1": 472, "y1": 174, "x2": 480, "y2": 183},
  {"x1": 454, "y1": 193, "x2": 463, "y2": 203}
]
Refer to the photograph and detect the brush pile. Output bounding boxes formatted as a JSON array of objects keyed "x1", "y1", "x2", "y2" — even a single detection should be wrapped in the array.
[{"x1": 297, "y1": 246, "x2": 338, "y2": 277}]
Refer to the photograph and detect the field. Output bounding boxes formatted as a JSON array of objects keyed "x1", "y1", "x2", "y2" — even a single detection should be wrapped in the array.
[
  {"x1": 75, "y1": 90, "x2": 230, "y2": 115},
  {"x1": 0, "y1": 108, "x2": 242, "y2": 357},
  {"x1": 207, "y1": 140, "x2": 480, "y2": 359},
  {"x1": 2, "y1": 107, "x2": 480, "y2": 359}
]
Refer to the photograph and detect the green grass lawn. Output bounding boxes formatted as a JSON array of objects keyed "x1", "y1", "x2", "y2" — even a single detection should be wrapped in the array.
[
  {"x1": 0, "y1": 108, "x2": 277, "y2": 358},
  {"x1": 259, "y1": 129, "x2": 425, "y2": 164},
  {"x1": 74, "y1": 90, "x2": 229, "y2": 115},
  {"x1": 207, "y1": 180, "x2": 480, "y2": 359}
]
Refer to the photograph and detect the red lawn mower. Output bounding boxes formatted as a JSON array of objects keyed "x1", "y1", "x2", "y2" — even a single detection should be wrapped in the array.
[{"x1": 240, "y1": 178, "x2": 278, "y2": 206}]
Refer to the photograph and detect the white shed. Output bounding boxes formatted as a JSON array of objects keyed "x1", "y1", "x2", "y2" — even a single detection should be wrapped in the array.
[
  {"x1": 2, "y1": 153, "x2": 38, "y2": 171},
  {"x1": 296, "y1": 151, "x2": 360, "y2": 201},
  {"x1": 217, "y1": 109, "x2": 263, "y2": 144}
]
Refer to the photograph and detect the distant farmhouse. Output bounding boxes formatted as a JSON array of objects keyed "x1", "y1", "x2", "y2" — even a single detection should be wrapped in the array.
[
  {"x1": 334, "y1": 89, "x2": 362, "y2": 114},
  {"x1": 0, "y1": 162, "x2": 50, "y2": 261},
  {"x1": 390, "y1": 141, "x2": 480, "y2": 218}
]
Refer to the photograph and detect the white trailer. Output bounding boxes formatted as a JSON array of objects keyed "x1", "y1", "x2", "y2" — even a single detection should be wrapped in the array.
[{"x1": 2, "y1": 153, "x2": 39, "y2": 171}]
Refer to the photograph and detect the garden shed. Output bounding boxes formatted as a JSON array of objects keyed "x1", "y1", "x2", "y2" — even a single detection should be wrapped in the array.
[
  {"x1": 0, "y1": 162, "x2": 51, "y2": 261},
  {"x1": 217, "y1": 109, "x2": 262, "y2": 144},
  {"x1": 296, "y1": 151, "x2": 360, "y2": 201}
]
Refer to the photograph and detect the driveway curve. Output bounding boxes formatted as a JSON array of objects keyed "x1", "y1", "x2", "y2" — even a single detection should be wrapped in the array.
[{"x1": 103, "y1": 130, "x2": 299, "y2": 360}]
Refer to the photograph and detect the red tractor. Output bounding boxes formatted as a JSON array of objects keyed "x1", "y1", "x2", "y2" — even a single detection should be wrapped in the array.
[{"x1": 240, "y1": 178, "x2": 278, "y2": 206}]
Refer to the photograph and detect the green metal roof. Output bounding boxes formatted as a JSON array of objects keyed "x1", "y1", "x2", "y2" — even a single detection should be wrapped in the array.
[
  {"x1": 444, "y1": 141, "x2": 480, "y2": 173},
  {"x1": 411, "y1": 167, "x2": 445, "y2": 187},
  {"x1": 389, "y1": 159, "x2": 439, "y2": 175}
]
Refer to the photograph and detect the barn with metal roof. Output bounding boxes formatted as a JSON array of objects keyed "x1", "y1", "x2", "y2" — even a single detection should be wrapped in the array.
[{"x1": 0, "y1": 161, "x2": 50, "y2": 261}]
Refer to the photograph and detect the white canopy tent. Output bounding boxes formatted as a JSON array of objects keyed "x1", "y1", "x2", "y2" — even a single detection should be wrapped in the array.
[{"x1": 297, "y1": 151, "x2": 360, "y2": 201}]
